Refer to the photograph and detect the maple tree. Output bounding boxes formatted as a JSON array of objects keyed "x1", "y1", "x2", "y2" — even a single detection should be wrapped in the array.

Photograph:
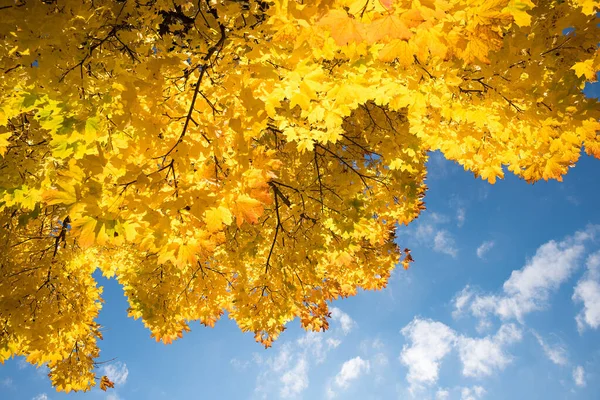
[{"x1": 0, "y1": 0, "x2": 599, "y2": 392}]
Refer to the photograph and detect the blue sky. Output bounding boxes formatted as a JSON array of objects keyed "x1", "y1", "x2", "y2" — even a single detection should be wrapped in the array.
[{"x1": 1, "y1": 90, "x2": 600, "y2": 400}]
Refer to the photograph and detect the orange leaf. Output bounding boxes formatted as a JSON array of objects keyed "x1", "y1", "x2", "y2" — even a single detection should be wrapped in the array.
[
  {"x1": 100, "y1": 376, "x2": 114, "y2": 391},
  {"x1": 318, "y1": 9, "x2": 364, "y2": 46},
  {"x1": 366, "y1": 15, "x2": 412, "y2": 43}
]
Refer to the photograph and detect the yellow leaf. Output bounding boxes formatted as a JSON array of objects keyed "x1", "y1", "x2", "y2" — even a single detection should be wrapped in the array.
[
  {"x1": 573, "y1": 0, "x2": 600, "y2": 15},
  {"x1": 571, "y1": 60, "x2": 596, "y2": 80},
  {"x1": 479, "y1": 164, "x2": 504, "y2": 184},
  {"x1": 42, "y1": 186, "x2": 77, "y2": 206},
  {"x1": 122, "y1": 221, "x2": 139, "y2": 241},
  {"x1": 234, "y1": 194, "x2": 264, "y2": 226},
  {"x1": 378, "y1": 39, "x2": 414, "y2": 65},
  {"x1": 0, "y1": 132, "x2": 12, "y2": 156},
  {"x1": 71, "y1": 216, "x2": 97, "y2": 249},
  {"x1": 205, "y1": 206, "x2": 233, "y2": 232},
  {"x1": 84, "y1": 117, "x2": 100, "y2": 143},
  {"x1": 503, "y1": 0, "x2": 535, "y2": 27}
]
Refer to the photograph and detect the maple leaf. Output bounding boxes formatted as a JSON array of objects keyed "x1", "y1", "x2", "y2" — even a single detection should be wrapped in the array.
[
  {"x1": 572, "y1": 60, "x2": 596, "y2": 80},
  {"x1": 318, "y1": 9, "x2": 364, "y2": 46},
  {"x1": 71, "y1": 216, "x2": 98, "y2": 249},
  {"x1": 366, "y1": 15, "x2": 412, "y2": 44},
  {"x1": 378, "y1": 39, "x2": 414, "y2": 64},
  {"x1": 0, "y1": 132, "x2": 12, "y2": 156},
  {"x1": 99, "y1": 375, "x2": 115, "y2": 391},
  {"x1": 205, "y1": 206, "x2": 233, "y2": 232},
  {"x1": 233, "y1": 194, "x2": 264, "y2": 226}
]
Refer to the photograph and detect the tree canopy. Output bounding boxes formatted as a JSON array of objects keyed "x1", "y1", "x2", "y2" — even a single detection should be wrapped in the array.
[{"x1": 0, "y1": 0, "x2": 599, "y2": 392}]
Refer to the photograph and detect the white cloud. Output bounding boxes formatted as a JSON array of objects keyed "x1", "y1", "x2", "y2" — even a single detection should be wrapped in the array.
[
  {"x1": 32, "y1": 395, "x2": 48, "y2": 400},
  {"x1": 1, "y1": 377, "x2": 13, "y2": 388},
  {"x1": 326, "y1": 384, "x2": 336, "y2": 399},
  {"x1": 334, "y1": 356, "x2": 370, "y2": 389},
  {"x1": 252, "y1": 353, "x2": 264, "y2": 365},
  {"x1": 298, "y1": 332, "x2": 323, "y2": 356},
  {"x1": 436, "y1": 389, "x2": 450, "y2": 400},
  {"x1": 17, "y1": 358, "x2": 28, "y2": 369},
  {"x1": 254, "y1": 323, "x2": 349, "y2": 398},
  {"x1": 532, "y1": 332, "x2": 568, "y2": 366},
  {"x1": 271, "y1": 344, "x2": 293, "y2": 373},
  {"x1": 280, "y1": 357, "x2": 309, "y2": 398},
  {"x1": 475, "y1": 319, "x2": 493, "y2": 334},
  {"x1": 415, "y1": 223, "x2": 435, "y2": 241},
  {"x1": 371, "y1": 338, "x2": 384, "y2": 349},
  {"x1": 400, "y1": 318, "x2": 456, "y2": 391},
  {"x1": 405, "y1": 212, "x2": 458, "y2": 257},
  {"x1": 573, "y1": 251, "x2": 600, "y2": 331},
  {"x1": 434, "y1": 230, "x2": 458, "y2": 257},
  {"x1": 457, "y1": 324, "x2": 522, "y2": 378},
  {"x1": 428, "y1": 152, "x2": 450, "y2": 179},
  {"x1": 359, "y1": 337, "x2": 384, "y2": 354},
  {"x1": 476, "y1": 241, "x2": 495, "y2": 259},
  {"x1": 453, "y1": 285, "x2": 474, "y2": 318},
  {"x1": 36, "y1": 364, "x2": 50, "y2": 377},
  {"x1": 254, "y1": 342, "x2": 309, "y2": 398},
  {"x1": 400, "y1": 319, "x2": 522, "y2": 390},
  {"x1": 395, "y1": 227, "x2": 600, "y2": 396},
  {"x1": 372, "y1": 352, "x2": 389, "y2": 367},
  {"x1": 461, "y1": 386, "x2": 486, "y2": 400},
  {"x1": 106, "y1": 394, "x2": 121, "y2": 400},
  {"x1": 101, "y1": 362, "x2": 129, "y2": 386},
  {"x1": 330, "y1": 307, "x2": 355, "y2": 335},
  {"x1": 230, "y1": 358, "x2": 250, "y2": 370},
  {"x1": 459, "y1": 229, "x2": 594, "y2": 323},
  {"x1": 573, "y1": 365, "x2": 585, "y2": 387},
  {"x1": 457, "y1": 208, "x2": 466, "y2": 227},
  {"x1": 429, "y1": 212, "x2": 450, "y2": 224}
]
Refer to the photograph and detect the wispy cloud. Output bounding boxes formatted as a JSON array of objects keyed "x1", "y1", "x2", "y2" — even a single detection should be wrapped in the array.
[
  {"x1": 434, "y1": 231, "x2": 458, "y2": 257},
  {"x1": 436, "y1": 389, "x2": 450, "y2": 400},
  {"x1": 573, "y1": 251, "x2": 600, "y2": 332},
  {"x1": 476, "y1": 240, "x2": 495, "y2": 259},
  {"x1": 230, "y1": 358, "x2": 250, "y2": 370},
  {"x1": 532, "y1": 332, "x2": 568, "y2": 366},
  {"x1": 457, "y1": 208, "x2": 466, "y2": 227},
  {"x1": 573, "y1": 365, "x2": 586, "y2": 387},
  {"x1": 330, "y1": 307, "x2": 355, "y2": 335},
  {"x1": 460, "y1": 386, "x2": 486, "y2": 400},
  {"x1": 427, "y1": 151, "x2": 451, "y2": 180},
  {"x1": 254, "y1": 343, "x2": 305, "y2": 399},
  {"x1": 280, "y1": 357, "x2": 308, "y2": 397},
  {"x1": 402, "y1": 212, "x2": 459, "y2": 257},
  {"x1": 32, "y1": 394, "x2": 48, "y2": 400},
  {"x1": 101, "y1": 362, "x2": 129, "y2": 386},
  {"x1": 17, "y1": 358, "x2": 28, "y2": 370},
  {"x1": 253, "y1": 309, "x2": 353, "y2": 398},
  {"x1": 452, "y1": 285, "x2": 474, "y2": 319}
]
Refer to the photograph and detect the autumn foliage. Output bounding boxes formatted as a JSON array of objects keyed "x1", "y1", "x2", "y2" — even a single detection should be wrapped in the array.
[{"x1": 0, "y1": 0, "x2": 599, "y2": 392}]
